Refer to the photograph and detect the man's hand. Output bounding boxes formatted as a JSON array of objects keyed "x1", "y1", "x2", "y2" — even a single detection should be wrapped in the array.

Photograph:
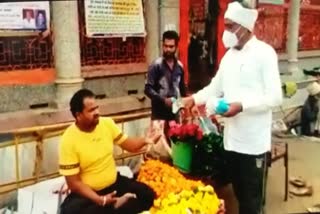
[
  {"x1": 182, "y1": 97, "x2": 195, "y2": 109},
  {"x1": 164, "y1": 98, "x2": 173, "y2": 107},
  {"x1": 191, "y1": 105, "x2": 200, "y2": 117},
  {"x1": 52, "y1": 183, "x2": 70, "y2": 195},
  {"x1": 97, "y1": 191, "x2": 117, "y2": 206},
  {"x1": 145, "y1": 127, "x2": 162, "y2": 145},
  {"x1": 223, "y1": 102, "x2": 242, "y2": 117},
  {"x1": 121, "y1": 131, "x2": 161, "y2": 153},
  {"x1": 145, "y1": 131, "x2": 162, "y2": 145},
  {"x1": 217, "y1": 200, "x2": 226, "y2": 214},
  {"x1": 114, "y1": 193, "x2": 137, "y2": 209}
]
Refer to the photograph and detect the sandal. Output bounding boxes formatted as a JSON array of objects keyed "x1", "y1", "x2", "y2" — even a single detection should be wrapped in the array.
[
  {"x1": 307, "y1": 204, "x2": 320, "y2": 213},
  {"x1": 289, "y1": 176, "x2": 307, "y2": 187},
  {"x1": 289, "y1": 186, "x2": 313, "y2": 197}
]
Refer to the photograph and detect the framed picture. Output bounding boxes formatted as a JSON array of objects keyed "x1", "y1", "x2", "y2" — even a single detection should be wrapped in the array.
[{"x1": 0, "y1": 1, "x2": 50, "y2": 34}]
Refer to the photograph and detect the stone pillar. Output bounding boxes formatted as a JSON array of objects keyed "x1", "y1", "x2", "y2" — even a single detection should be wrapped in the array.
[
  {"x1": 51, "y1": 1, "x2": 83, "y2": 108},
  {"x1": 287, "y1": 0, "x2": 301, "y2": 74},
  {"x1": 145, "y1": 0, "x2": 160, "y2": 64},
  {"x1": 159, "y1": 0, "x2": 180, "y2": 49}
]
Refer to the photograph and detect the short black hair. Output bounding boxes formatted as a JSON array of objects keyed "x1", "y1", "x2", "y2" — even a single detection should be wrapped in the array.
[
  {"x1": 70, "y1": 89, "x2": 95, "y2": 118},
  {"x1": 162, "y1": 30, "x2": 179, "y2": 44}
]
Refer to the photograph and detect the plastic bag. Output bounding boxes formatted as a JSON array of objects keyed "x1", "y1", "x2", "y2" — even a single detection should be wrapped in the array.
[
  {"x1": 144, "y1": 120, "x2": 172, "y2": 161},
  {"x1": 198, "y1": 116, "x2": 220, "y2": 135},
  {"x1": 205, "y1": 98, "x2": 229, "y2": 116}
]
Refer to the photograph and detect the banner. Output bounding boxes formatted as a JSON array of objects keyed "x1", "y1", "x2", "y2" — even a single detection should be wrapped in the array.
[
  {"x1": 259, "y1": 0, "x2": 284, "y2": 5},
  {"x1": 84, "y1": 0, "x2": 145, "y2": 37},
  {"x1": 0, "y1": 1, "x2": 50, "y2": 31}
]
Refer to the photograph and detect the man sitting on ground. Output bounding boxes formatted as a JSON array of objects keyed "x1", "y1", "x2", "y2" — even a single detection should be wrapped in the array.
[
  {"x1": 301, "y1": 82, "x2": 320, "y2": 136},
  {"x1": 59, "y1": 89, "x2": 157, "y2": 214}
]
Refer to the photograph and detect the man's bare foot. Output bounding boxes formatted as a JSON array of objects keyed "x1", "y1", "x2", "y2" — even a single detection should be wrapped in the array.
[{"x1": 114, "y1": 193, "x2": 137, "y2": 209}]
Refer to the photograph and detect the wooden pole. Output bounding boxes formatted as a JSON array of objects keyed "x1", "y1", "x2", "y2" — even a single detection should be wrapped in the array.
[{"x1": 14, "y1": 135, "x2": 21, "y2": 189}]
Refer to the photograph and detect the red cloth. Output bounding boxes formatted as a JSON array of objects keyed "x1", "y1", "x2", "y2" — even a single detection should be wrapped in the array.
[
  {"x1": 215, "y1": 0, "x2": 230, "y2": 72},
  {"x1": 179, "y1": 0, "x2": 229, "y2": 79},
  {"x1": 179, "y1": 0, "x2": 190, "y2": 85}
]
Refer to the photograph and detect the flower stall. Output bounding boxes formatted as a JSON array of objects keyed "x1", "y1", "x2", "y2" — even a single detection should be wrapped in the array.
[
  {"x1": 137, "y1": 116, "x2": 225, "y2": 213},
  {"x1": 137, "y1": 160, "x2": 221, "y2": 214},
  {"x1": 168, "y1": 117, "x2": 226, "y2": 178}
]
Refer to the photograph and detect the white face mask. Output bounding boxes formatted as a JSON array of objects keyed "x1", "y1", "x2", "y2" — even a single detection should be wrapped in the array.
[{"x1": 222, "y1": 30, "x2": 239, "y2": 48}]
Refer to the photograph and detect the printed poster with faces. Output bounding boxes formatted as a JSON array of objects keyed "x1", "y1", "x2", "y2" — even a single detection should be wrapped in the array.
[{"x1": 0, "y1": 1, "x2": 50, "y2": 31}]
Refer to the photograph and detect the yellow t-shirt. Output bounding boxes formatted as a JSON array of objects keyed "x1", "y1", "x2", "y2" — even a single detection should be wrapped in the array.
[{"x1": 59, "y1": 117, "x2": 127, "y2": 191}]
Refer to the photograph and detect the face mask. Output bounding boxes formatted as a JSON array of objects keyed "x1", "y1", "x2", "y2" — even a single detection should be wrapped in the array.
[{"x1": 222, "y1": 30, "x2": 239, "y2": 48}]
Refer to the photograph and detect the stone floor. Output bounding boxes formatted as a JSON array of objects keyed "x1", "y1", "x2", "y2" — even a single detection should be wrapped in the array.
[
  {"x1": 217, "y1": 136, "x2": 320, "y2": 214},
  {"x1": 266, "y1": 136, "x2": 320, "y2": 214}
]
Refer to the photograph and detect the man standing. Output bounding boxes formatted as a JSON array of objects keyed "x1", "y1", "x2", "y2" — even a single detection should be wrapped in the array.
[
  {"x1": 301, "y1": 82, "x2": 320, "y2": 136},
  {"x1": 59, "y1": 89, "x2": 157, "y2": 214},
  {"x1": 144, "y1": 30, "x2": 187, "y2": 122},
  {"x1": 183, "y1": 2, "x2": 283, "y2": 214}
]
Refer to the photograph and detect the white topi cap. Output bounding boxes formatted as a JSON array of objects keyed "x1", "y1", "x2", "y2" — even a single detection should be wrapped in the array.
[{"x1": 224, "y1": 2, "x2": 258, "y2": 32}]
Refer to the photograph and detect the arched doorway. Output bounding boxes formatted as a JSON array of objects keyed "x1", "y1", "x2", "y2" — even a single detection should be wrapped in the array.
[{"x1": 179, "y1": 0, "x2": 230, "y2": 93}]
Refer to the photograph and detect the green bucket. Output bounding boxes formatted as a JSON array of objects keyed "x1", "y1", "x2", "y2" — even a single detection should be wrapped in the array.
[{"x1": 171, "y1": 140, "x2": 193, "y2": 173}]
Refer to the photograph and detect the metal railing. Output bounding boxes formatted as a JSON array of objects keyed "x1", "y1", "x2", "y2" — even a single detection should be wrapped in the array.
[{"x1": 0, "y1": 111, "x2": 151, "y2": 195}]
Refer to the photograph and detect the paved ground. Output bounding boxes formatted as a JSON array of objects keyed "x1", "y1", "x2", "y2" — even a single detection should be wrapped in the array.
[
  {"x1": 216, "y1": 135, "x2": 320, "y2": 214},
  {"x1": 266, "y1": 136, "x2": 320, "y2": 214}
]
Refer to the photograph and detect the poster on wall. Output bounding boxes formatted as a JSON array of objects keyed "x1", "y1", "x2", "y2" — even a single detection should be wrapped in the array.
[
  {"x1": 0, "y1": 1, "x2": 50, "y2": 31},
  {"x1": 259, "y1": 0, "x2": 284, "y2": 5},
  {"x1": 84, "y1": 0, "x2": 145, "y2": 37}
]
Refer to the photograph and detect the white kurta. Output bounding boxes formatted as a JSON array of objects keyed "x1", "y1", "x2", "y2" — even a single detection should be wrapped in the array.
[
  {"x1": 193, "y1": 36, "x2": 283, "y2": 155},
  {"x1": 23, "y1": 18, "x2": 35, "y2": 29}
]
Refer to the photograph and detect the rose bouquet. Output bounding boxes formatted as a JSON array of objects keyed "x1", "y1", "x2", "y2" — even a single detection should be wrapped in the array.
[{"x1": 168, "y1": 121, "x2": 204, "y2": 143}]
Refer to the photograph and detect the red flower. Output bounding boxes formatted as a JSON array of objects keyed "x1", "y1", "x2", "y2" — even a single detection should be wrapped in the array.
[
  {"x1": 180, "y1": 125, "x2": 187, "y2": 139},
  {"x1": 186, "y1": 124, "x2": 198, "y2": 136},
  {"x1": 168, "y1": 122, "x2": 203, "y2": 142},
  {"x1": 196, "y1": 129, "x2": 204, "y2": 141}
]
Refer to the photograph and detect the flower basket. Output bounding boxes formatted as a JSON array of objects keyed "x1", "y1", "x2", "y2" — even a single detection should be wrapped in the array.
[
  {"x1": 168, "y1": 121, "x2": 203, "y2": 173},
  {"x1": 171, "y1": 140, "x2": 194, "y2": 173}
]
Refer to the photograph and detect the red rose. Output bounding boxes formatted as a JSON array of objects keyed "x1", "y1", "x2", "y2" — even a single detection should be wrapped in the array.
[
  {"x1": 185, "y1": 124, "x2": 195, "y2": 137},
  {"x1": 191, "y1": 124, "x2": 199, "y2": 136},
  {"x1": 169, "y1": 120, "x2": 178, "y2": 128},
  {"x1": 176, "y1": 126, "x2": 182, "y2": 138},
  {"x1": 180, "y1": 125, "x2": 188, "y2": 139},
  {"x1": 196, "y1": 129, "x2": 203, "y2": 141}
]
